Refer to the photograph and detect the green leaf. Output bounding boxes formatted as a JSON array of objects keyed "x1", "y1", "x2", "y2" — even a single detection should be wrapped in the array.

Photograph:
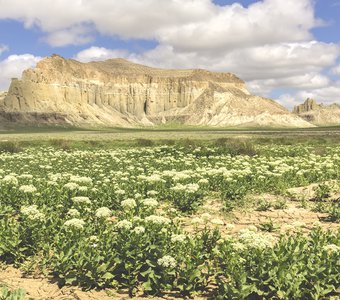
[
  {"x1": 140, "y1": 267, "x2": 152, "y2": 277},
  {"x1": 65, "y1": 276, "x2": 77, "y2": 285},
  {"x1": 143, "y1": 280, "x2": 153, "y2": 291},
  {"x1": 102, "y1": 272, "x2": 114, "y2": 280},
  {"x1": 85, "y1": 271, "x2": 93, "y2": 278},
  {"x1": 97, "y1": 263, "x2": 107, "y2": 273},
  {"x1": 277, "y1": 290, "x2": 286, "y2": 299}
]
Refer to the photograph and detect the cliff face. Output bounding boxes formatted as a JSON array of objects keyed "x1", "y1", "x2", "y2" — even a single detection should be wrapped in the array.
[
  {"x1": 0, "y1": 55, "x2": 313, "y2": 127},
  {"x1": 293, "y1": 98, "x2": 340, "y2": 125},
  {"x1": 293, "y1": 98, "x2": 318, "y2": 114},
  {"x1": 0, "y1": 91, "x2": 6, "y2": 102}
]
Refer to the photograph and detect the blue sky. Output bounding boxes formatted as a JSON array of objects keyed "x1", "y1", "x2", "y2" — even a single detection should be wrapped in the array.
[{"x1": 0, "y1": 0, "x2": 339, "y2": 108}]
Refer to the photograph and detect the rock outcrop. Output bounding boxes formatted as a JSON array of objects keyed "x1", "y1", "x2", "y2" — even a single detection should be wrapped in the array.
[
  {"x1": 293, "y1": 98, "x2": 340, "y2": 125},
  {"x1": 0, "y1": 55, "x2": 313, "y2": 127},
  {"x1": 0, "y1": 91, "x2": 6, "y2": 102}
]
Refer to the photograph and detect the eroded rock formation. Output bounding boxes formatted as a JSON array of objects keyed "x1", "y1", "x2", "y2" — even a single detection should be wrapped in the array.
[
  {"x1": 0, "y1": 55, "x2": 313, "y2": 127},
  {"x1": 293, "y1": 98, "x2": 340, "y2": 125}
]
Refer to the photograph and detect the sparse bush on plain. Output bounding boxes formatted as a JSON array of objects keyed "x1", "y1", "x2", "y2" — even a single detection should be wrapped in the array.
[
  {"x1": 0, "y1": 141, "x2": 22, "y2": 153},
  {"x1": 135, "y1": 138, "x2": 154, "y2": 147},
  {"x1": 49, "y1": 138, "x2": 72, "y2": 151},
  {"x1": 213, "y1": 138, "x2": 258, "y2": 156}
]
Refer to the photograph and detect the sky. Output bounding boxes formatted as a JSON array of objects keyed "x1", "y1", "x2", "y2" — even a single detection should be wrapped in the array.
[{"x1": 0, "y1": 0, "x2": 340, "y2": 109}]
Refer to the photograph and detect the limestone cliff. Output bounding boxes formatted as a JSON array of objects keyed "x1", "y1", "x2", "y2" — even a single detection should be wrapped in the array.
[
  {"x1": 293, "y1": 98, "x2": 340, "y2": 125},
  {"x1": 0, "y1": 55, "x2": 313, "y2": 127},
  {"x1": 0, "y1": 91, "x2": 6, "y2": 102}
]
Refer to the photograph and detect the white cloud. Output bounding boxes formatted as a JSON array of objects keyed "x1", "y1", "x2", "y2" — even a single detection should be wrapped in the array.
[
  {"x1": 277, "y1": 82, "x2": 340, "y2": 109},
  {"x1": 129, "y1": 41, "x2": 339, "y2": 80},
  {"x1": 247, "y1": 72, "x2": 331, "y2": 96},
  {"x1": 74, "y1": 46, "x2": 129, "y2": 62},
  {"x1": 157, "y1": 0, "x2": 318, "y2": 52},
  {"x1": 42, "y1": 25, "x2": 94, "y2": 47},
  {"x1": 0, "y1": 0, "x2": 320, "y2": 48},
  {"x1": 0, "y1": 44, "x2": 9, "y2": 56},
  {"x1": 331, "y1": 64, "x2": 340, "y2": 75},
  {"x1": 0, "y1": 54, "x2": 42, "y2": 90},
  {"x1": 0, "y1": 0, "x2": 214, "y2": 45},
  {"x1": 217, "y1": 42, "x2": 340, "y2": 81},
  {"x1": 277, "y1": 94, "x2": 298, "y2": 109},
  {"x1": 295, "y1": 83, "x2": 340, "y2": 105}
]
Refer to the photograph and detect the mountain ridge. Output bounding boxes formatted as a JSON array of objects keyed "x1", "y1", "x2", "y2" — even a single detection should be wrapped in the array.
[{"x1": 0, "y1": 55, "x2": 313, "y2": 127}]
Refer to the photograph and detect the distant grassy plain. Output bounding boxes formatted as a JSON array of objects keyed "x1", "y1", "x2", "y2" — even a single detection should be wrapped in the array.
[{"x1": 0, "y1": 124, "x2": 339, "y2": 151}]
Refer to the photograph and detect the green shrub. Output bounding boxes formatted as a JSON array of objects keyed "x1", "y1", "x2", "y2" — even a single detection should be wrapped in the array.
[
  {"x1": 215, "y1": 228, "x2": 340, "y2": 299},
  {"x1": 213, "y1": 138, "x2": 257, "y2": 156},
  {"x1": 255, "y1": 199, "x2": 272, "y2": 211},
  {"x1": 0, "y1": 141, "x2": 22, "y2": 153},
  {"x1": 135, "y1": 138, "x2": 154, "y2": 147},
  {"x1": 0, "y1": 286, "x2": 26, "y2": 300},
  {"x1": 49, "y1": 138, "x2": 72, "y2": 151}
]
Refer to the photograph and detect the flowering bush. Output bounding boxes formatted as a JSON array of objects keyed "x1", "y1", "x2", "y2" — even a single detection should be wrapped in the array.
[{"x1": 0, "y1": 145, "x2": 338, "y2": 297}]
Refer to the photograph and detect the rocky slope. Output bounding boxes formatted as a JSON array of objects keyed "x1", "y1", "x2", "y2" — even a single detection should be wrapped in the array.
[
  {"x1": 293, "y1": 98, "x2": 340, "y2": 125},
  {"x1": 0, "y1": 55, "x2": 312, "y2": 127},
  {"x1": 0, "y1": 91, "x2": 6, "y2": 103}
]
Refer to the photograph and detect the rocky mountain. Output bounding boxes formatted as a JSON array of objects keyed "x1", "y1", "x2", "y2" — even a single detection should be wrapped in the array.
[
  {"x1": 293, "y1": 98, "x2": 340, "y2": 125},
  {"x1": 0, "y1": 91, "x2": 6, "y2": 104},
  {"x1": 0, "y1": 55, "x2": 313, "y2": 127}
]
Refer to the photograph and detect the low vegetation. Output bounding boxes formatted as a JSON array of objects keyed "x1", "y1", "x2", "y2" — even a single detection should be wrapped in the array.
[{"x1": 0, "y1": 139, "x2": 339, "y2": 298}]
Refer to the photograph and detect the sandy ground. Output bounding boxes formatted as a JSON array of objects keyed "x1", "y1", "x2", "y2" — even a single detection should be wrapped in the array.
[
  {"x1": 179, "y1": 180, "x2": 339, "y2": 235},
  {"x1": 0, "y1": 266, "x2": 213, "y2": 300}
]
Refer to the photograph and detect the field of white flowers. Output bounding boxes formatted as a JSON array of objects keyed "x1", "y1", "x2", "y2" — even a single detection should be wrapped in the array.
[{"x1": 0, "y1": 144, "x2": 339, "y2": 299}]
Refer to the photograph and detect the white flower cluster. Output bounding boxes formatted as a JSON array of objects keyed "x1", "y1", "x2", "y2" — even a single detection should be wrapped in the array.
[
  {"x1": 78, "y1": 186, "x2": 88, "y2": 192},
  {"x1": 67, "y1": 208, "x2": 80, "y2": 217},
  {"x1": 147, "y1": 190, "x2": 158, "y2": 197},
  {"x1": 231, "y1": 242, "x2": 246, "y2": 251},
  {"x1": 322, "y1": 244, "x2": 340, "y2": 254},
  {"x1": 116, "y1": 189, "x2": 125, "y2": 195},
  {"x1": 171, "y1": 183, "x2": 200, "y2": 193},
  {"x1": 171, "y1": 234, "x2": 187, "y2": 243},
  {"x1": 210, "y1": 218, "x2": 224, "y2": 226},
  {"x1": 121, "y1": 198, "x2": 137, "y2": 210},
  {"x1": 2, "y1": 175, "x2": 18, "y2": 185},
  {"x1": 95, "y1": 207, "x2": 112, "y2": 218},
  {"x1": 72, "y1": 196, "x2": 91, "y2": 205},
  {"x1": 144, "y1": 174, "x2": 164, "y2": 183},
  {"x1": 115, "y1": 220, "x2": 133, "y2": 230},
  {"x1": 141, "y1": 198, "x2": 158, "y2": 208},
  {"x1": 198, "y1": 178, "x2": 209, "y2": 185},
  {"x1": 19, "y1": 184, "x2": 37, "y2": 193},
  {"x1": 69, "y1": 175, "x2": 93, "y2": 186},
  {"x1": 145, "y1": 215, "x2": 171, "y2": 225},
  {"x1": 64, "y1": 218, "x2": 85, "y2": 230},
  {"x1": 63, "y1": 182, "x2": 79, "y2": 191},
  {"x1": 173, "y1": 172, "x2": 191, "y2": 182},
  {"x1": 237, "y1": 228, "x2": 277, "y2": 250},
  {"x1": 157, "y1": 255, "x2": 177, "y2": 268},
  {"x1": 21, "y1": 205, "x2": 45, "y2": 221},
  {"x1": 191, "y1": 217, "x2": 204, "y2": 225},
  {"x1": 19, "y1": 174, "x2": 33, "y2": 180},
  {"x1": 132, "y1": 226, "x2": 146, "y2": 235}
]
